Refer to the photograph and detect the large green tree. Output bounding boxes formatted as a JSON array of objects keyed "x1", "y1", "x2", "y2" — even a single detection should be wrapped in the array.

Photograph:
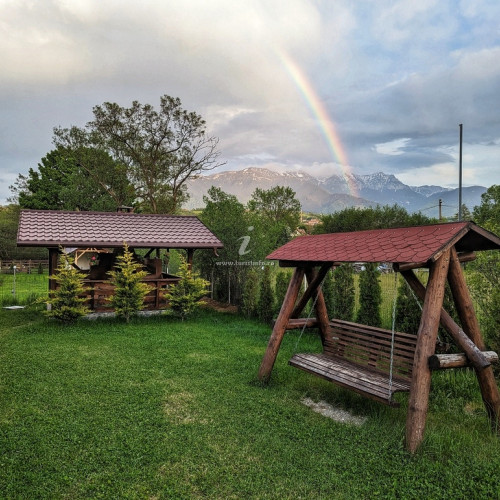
[
  {"x1": 54, "y1": 95, "x2": 223, "y2": 213},
  {"x1": 248, "y1": 186, "x2": 301, "y2": 229},
  {"x1": 197, "y1": 187, "x2": 252, "y2": 303},
  {"x1": 0, "y1": 205, "x2": 47, "y2": 260},
  {"x1": 10, "y1": 147, "x2": 134, "y2": 211},
  {"x1": 247, "y1": 185, "x2": 302, "y2": 252},
  {"x1": 473, "y1": 185, "x2": 500, "y2": 233}
]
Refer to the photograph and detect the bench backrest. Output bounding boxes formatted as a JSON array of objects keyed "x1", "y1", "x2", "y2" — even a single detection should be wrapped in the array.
[{"x1": 324, "y1": 319, "x2": 417, "y2": 381}]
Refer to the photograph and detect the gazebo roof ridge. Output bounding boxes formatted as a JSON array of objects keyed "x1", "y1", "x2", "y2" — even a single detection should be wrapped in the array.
[
  {"x1": 266, "y1": 221, "x2": 500, "y2": 265},
  {"x1": 17, "y1": 209, "x2": 223, "y2": 249}
]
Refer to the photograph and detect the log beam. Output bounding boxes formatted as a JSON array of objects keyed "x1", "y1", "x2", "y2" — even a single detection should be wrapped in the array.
[
  {"x1": 277, "y1": 318, "x2": 319, "y2": 330},
  {"x1": 395, "y1": 252, "x2": 476, "y2": 272},
  {"x1": 429, "y1": 351, "x2": 498, "y2": 370},
  {"x1": 304, "y1": 267, "x2": 332, "y2": 345},
  {"x1": 405, "y1": 249, "x2": 450, "y2": 454},
  {"x1": 401, "y1": 270, "x2": 490, "y2": 372},
  {"x1": 258, "y1": 267, "x2": 305, "y2": 383},
  {"x1": 291, "y1": 264, "x2": 331, "y2": 318},
  {"x1": 447, "y1": 247, "x2": 500, "y2": 434}
]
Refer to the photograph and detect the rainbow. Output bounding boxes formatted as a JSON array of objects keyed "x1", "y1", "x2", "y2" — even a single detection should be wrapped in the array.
[{"x1": 277, "y1": 50, "x2": 359, "y2": 198}]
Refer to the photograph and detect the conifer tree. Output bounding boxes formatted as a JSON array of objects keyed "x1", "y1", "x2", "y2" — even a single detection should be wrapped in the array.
[
  {"x1": 45, "y1": 252, "x2": 89, "y2": 323},
  {"x1": 165, "y1": 255, "x2": 210, "y2": 320},
  {"x1": 395, "y1": 276, "x2": 421, "y2": 335},
  {"x1": 241, "y1": 268, "x2": 260, "y2": 318},
  {"x1": 321, "y1": 268, "x2": 335, "y2": 318},
  {"x1": 274, "y1": 270, "x2": 290, "y2": 316},
  {"x1": 108, "y1": 243, "x2": 154, "y2": 322},
  {"x1": 356, "y1": 263, "x2": 382, "y2": 327},
  {"x1": 332, "y1": 264, "x2": 355, "y2": 321}
]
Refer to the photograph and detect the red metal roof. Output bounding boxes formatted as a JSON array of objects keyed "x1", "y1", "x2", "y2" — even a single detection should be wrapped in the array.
[
  {"x1": 267, "y1": 222, "x2": 500, "y2": 265},
  {"x1": 17, "y1": 210, "x2": 223, "y2": 249}
]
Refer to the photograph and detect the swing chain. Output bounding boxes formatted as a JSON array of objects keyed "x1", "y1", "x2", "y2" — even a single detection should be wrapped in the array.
[{"x1": 388, "y1": 269, "x2": 398, "y2": 400}]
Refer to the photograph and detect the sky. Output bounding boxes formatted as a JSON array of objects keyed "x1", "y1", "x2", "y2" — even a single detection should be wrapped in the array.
[{"x1": 1, "y1": 0, "x2": 500, "y2": 205}]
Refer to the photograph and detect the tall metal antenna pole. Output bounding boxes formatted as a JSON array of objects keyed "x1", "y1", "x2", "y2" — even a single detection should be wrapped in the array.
[{"x1": 458, "y1": 123, "x2": 463, "y2": 221}]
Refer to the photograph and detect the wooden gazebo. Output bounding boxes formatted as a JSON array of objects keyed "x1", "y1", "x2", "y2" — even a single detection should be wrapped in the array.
[
  {"x1": 258, "y1": 222, "x2": 500, "y2": 453},
  {"x1": 17, "y1": 209, "x2": 223, "y2": 311}
]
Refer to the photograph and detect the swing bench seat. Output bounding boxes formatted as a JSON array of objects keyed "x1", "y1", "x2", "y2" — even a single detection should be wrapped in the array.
[{"x1": 289, "y1": 319, "x2": 418, "y2": 406}]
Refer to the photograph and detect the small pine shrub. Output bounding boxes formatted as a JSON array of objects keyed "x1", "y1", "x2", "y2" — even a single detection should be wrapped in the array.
[
  {"x1": 332, "y1": 263, "x2": 355, "y2": 321},
  {"x1": 45, "y1": 252, "x2": 89, "y2": 323},
  {"x1": 356, "y1": 263, "x2": 382, "y2": 327},
  {"x1": 258, "y1": 266, "x2": 275, "y2": 324},
  {"x1": 37, "y1": 262, "x2": 44, "y2": 274},
  {"x1": 165, "y1": 256, "x2": 210, "y2": 320},
  {"x1": 241, "y1": 268, "x2": 260, "y2": 318},
  {"x1": 108, "y1": 243, "x2": 154, "y2": 322}
]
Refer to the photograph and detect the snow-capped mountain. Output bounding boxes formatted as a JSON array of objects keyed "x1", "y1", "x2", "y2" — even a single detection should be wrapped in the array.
[{"x1": 184, "y1": 168, "x2": 486, "y2": 219}]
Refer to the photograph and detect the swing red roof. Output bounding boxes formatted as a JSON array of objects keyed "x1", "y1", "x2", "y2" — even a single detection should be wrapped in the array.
[
  {"x1": 267, "y1": 222, "x2": 500, "y2": 265},
  {"x1": 17, "y1": 209, "x2": 223, "y2": 249}
]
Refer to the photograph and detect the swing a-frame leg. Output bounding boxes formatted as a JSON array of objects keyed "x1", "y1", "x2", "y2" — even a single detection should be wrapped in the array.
[
  {"x1": 404, "y1": 249, "x2": 451, "y2": 453},
  {"x1": 258, "y1": 265, "x2": 331, "y2": 383},
  {"x1": 402, "y1": 247, "x2": 500, "y2": 452},
  {"x1": 258, "y1": 267, "x2": 305, "y2": 383},
  {"x1": 447, "y1": 247, "x2": 500, "y2": 433}
]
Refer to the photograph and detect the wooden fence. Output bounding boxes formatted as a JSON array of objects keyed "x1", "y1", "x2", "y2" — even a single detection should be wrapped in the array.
[
  {"x1": 0, "y1": 259, "x2": 49, "y2": 273},
  {"x1": 82, "y1": 277, "x2": 181, "y2": 311}
]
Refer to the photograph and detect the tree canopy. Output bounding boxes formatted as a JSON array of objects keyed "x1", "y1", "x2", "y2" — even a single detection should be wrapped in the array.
[
  {"x1": 248, "y1": 186, "x2": 301, "y2": 229},
  {"x1": 315, "y1": 204, "x2": 436, "y2": 234},
  {"x1": 247, "y1": 185, "x2": 302, "y2": 252},
  {"x1": 0, "y1": 204, "x2": 46, "y2": 260},
  {"x1": 196, "y1": 185, "x2": 301, "y2": 305},
  {"x1": 54, "y1": 95, "x2": 223, "y2": 213},
  {"x1": 473, "y1": 185, "x2": 500, "y2": 232},
  {"x1": 10, "y1": 147, "x2": 134, "y2": 211}
]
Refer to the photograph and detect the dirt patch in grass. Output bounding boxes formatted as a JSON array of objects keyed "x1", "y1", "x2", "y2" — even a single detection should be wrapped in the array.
[
  {"x1": 163, "y1": 391, "x2": 210, "y2": 425},
  {"x1": 302, "y1": 397, "x2": 367, "y2": 426}
]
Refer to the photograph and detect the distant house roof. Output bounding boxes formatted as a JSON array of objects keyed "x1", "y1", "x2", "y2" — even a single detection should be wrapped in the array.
[
  {"x1": 267, "y1": 222, "x2": 500, "y2": 265},
  {"x1": 17, "y1": 210, "x2": 223, "y2": 249}
]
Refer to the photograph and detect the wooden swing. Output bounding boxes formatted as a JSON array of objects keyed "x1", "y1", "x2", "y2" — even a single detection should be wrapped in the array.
[{"x1": 258, "y1": 222, "x2": 500, "y2": 453}]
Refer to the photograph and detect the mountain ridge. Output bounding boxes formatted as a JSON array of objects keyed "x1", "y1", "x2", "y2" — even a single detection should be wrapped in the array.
[{"x1": 185, "y1": 167, "x2": 486, "y2": 219}]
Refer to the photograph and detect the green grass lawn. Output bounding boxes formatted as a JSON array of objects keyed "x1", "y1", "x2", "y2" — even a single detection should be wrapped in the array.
[
  {"x1": 0, "y1": 271, "x2": 48, "y2": 306},
  {"x1": 1, "y1": 307, "x2": 499, "y2": 499}
]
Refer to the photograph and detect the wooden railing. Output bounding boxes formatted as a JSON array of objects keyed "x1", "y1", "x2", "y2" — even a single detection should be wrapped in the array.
[{"x1": 82, "y1": 277, "x2": 181, "y2": 311}]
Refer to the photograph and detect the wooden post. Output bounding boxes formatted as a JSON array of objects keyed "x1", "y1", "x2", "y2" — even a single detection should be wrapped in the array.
[
  {"x1": 447, "y1": 247, "x2": 500, "y2": 433},
  {"x1": 291, "y1": 264, "x2": 331, "y2": 318},
  {"x1": 48, "y1": 248, "x2": 59, "y2": 292},
  {"x1": 401, "y1": 269, "x2": 490, "y2": 371},
  {"x1": 186, "y1": 249, "x2": 194, "y2": 270},
  {"x1": 304, "y1": 267, "x2": 332, "y2": 345},
  {"x1": 405, "y1": 249, "x2": 450, "y2": 453},
  {"x1": 258, "y1": 267, "x2": 305, "y2": 383}
]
